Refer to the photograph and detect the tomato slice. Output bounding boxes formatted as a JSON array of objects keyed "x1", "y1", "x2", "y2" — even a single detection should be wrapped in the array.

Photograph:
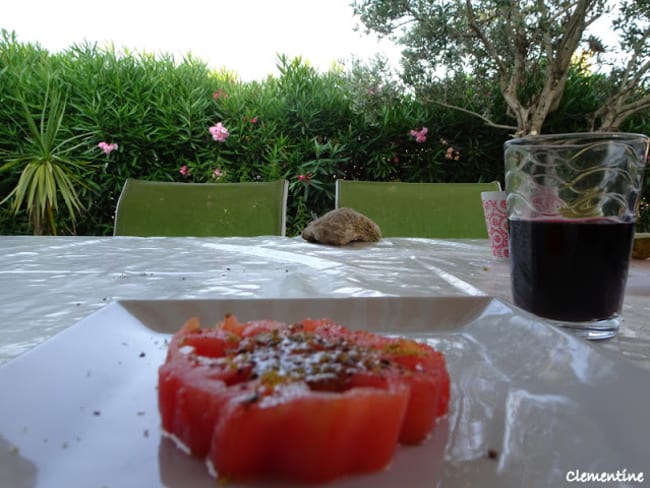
[
  {"x1": 158, "y1": 315, "x2": 450, "y2": 483},
  {"x1": 211, "y1": 381, "x2": 409, "y2": 483}
]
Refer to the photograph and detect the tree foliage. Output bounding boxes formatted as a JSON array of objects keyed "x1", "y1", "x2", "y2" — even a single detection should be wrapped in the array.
[
  {"x1": 352, "y1": 0, "x2": 650, "y2": 136},
  {"x1": 588, "y1": 0, "x2": 650, "y2": 130},
  {"x1": 1, "y1": 30, "x2": 649, "y2": 235}
]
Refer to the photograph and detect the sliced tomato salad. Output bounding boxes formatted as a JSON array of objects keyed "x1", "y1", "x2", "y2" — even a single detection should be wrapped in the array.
[{"x1": 158, "y1": 315, "x2": 450, "y2": 484}]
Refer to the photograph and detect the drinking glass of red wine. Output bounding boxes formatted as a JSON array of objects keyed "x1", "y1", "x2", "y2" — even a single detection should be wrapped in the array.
[{"x1": 504, "y1": 132, "x2": 649, "y2": 340}]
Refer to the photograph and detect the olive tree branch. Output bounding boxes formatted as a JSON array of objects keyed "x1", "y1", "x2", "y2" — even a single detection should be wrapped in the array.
[{"x1": 421, "y1": 95, "x2": 517, "y2": 133}]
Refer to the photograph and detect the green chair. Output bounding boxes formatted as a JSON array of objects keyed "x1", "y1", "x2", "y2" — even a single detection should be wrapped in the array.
[
  {"x1": 114, "y1": 179, "x2": 289, "y2": 237},
  {"x1": 335, "y1": 180, "x2": 501, "y2": 238}
]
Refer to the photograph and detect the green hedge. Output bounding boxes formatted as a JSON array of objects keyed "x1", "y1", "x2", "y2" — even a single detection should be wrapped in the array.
[{"x1": 1, "y1": 32, "x2": 648, "y2": 235}]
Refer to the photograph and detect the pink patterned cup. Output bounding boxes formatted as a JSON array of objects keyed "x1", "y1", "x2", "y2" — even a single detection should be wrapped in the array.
[{"x1": 481, "y1": 191, "x2": 509, "y2": 258}]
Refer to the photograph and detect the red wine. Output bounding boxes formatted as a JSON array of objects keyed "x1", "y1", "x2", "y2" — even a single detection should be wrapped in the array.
[{"x1": 509, "y1": 219, "x2": 635, "y2": 322}]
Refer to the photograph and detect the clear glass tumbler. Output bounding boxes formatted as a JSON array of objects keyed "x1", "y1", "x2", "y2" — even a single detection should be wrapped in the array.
[{"x1": 504, "y1": 132, "x2": 649, "y2": 339}]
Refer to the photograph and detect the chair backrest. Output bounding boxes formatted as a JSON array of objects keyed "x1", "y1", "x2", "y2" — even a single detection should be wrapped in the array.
[
  {"x1": 114, "y1": 179, "x2": 289, "y2": 237},
  {"x1": 335, "y1": 180, "x2": 501, "y2": 238}
]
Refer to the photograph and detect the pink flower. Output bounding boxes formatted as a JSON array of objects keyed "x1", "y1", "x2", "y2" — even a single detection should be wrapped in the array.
[
  {"x1": 445, "y1": 147, "x2": 460, "y2": 160},
  {"x1": 409, "y1": 127, "x2": 428, "y2": 143},
  {"x1": 98, "y1": 141, "x2": 119, "y2": 155},
  {"x1": 250, "y1": 117, "x2": 258, "y2": 124},
  {"x1": 212, "y1": 168, "x2": 223, "y2": 179},
  {"x1": 209, "y1": 122, "x2": 230, "y2": 142},
  {"x1": 179, "y1": 165, "x2": 191, "y2": 176},
  {"x1": 297, "y1": 173, "x2": 312, "y2": 183},
  {"x1": 212, "y1": 89, "x2": 228, "y2": 100}
]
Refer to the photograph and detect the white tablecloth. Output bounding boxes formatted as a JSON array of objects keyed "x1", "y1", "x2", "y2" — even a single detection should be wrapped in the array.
[{"x1": 1, "y1": 236, "x2": 649, "y2": 370}]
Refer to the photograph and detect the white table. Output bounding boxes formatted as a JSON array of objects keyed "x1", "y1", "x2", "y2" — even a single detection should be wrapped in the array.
[{"x1": 1, "y1": 236, "x2": 649, "y2": 370}]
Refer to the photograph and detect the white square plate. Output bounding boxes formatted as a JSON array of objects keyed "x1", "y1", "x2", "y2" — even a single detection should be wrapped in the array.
[{"x1": 1, "y1": 297, "x2": 648, "y2": 487}]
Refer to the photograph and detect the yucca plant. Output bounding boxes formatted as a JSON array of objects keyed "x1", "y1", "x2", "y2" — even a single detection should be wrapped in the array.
[{"x1": 0, "y1": 82, "x2": 95, "y2": 235}]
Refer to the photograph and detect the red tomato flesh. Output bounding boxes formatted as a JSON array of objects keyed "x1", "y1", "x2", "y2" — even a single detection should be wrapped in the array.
[{"x1": 158, "y1": 316, "x2": 450, "y2": 484}]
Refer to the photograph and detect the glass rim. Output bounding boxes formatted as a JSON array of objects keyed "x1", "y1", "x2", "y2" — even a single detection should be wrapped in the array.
[{"x1": 504, "y1": 131, "x2": 649, "y2": 147}]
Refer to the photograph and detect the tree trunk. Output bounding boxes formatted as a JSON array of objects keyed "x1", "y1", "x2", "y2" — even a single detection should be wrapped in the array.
[{"x1": 32, "y1": 212, "x2": 43, "y2": 236}]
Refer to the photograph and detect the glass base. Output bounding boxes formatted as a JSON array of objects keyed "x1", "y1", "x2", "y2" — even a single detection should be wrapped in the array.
[{"x1": 547, "y1": 316, "x2": 621, "y2": 340}]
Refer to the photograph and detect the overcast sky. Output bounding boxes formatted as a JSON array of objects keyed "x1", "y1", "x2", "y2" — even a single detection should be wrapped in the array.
[{"x1": 2, "y1": 0, "x2": 403, "y2": 80}]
